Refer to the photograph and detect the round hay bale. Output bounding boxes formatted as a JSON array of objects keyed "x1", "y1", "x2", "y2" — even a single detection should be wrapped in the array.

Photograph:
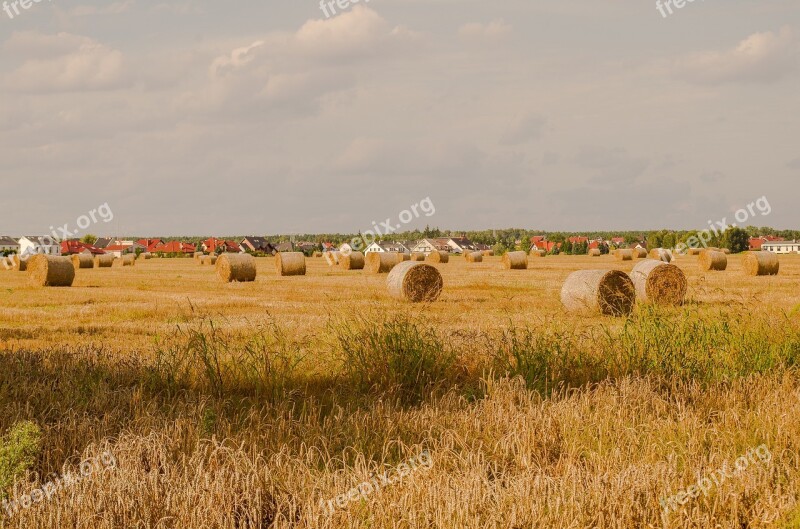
[
  {"x1": 28, "y1": 255, "x2": 75, "y2": 287},
  {"x1": 615, "y1": 249, "x2": 634, "y2": 261},
  {"x1": 503, "y1": 251, "x2": 528, "y2": 270},
  {"x1": 387, "y1": 261, "x2": 444, "y2": 303},
  {"x1": 139, "y1": 252, "x2": 152, "y2": 260},
  {"x1": 482, "y1": 250, "x2": 494, "y2": 257},
  {"x1": 12, "y1": 255, "x2": 28, "y2": 272},
  {"x1": 365, "y1": 252, "x2": 397, "y2": 274},
  {"x1": 649, "y1": 249, "x2": 672, "y2": 263},
  {"x1": 630, "y1": 260, "x2": 687, "y2": 306},
  {"x1": 529, "y1": 250, "x2": 547, "y2": 258},
  {"x1": 411, "y1": 252, "x2": 426, "y2": 261},
  {"x1": 94, "y1": 254, "x2": 114, "y2": 268},
  {"x1": 688, "y1": 248, "x2": 702, "y2": 256},
  {"x1": 699, "y1": 250, "x2": 727, "y2": 271},
  {"x1": 397, "y1": 252, "x2": 411, "y2": 262},
  {"x1": 426, "y1": 251, "x2": 449, "y2": 264},
  {"x1": 313, "y1": 251, "x2": 322, "y2": 258},
  {"x1": 216, "y1": 253, "x2": 257, "y2": 282},
  {"x1": 202, "y1": 255, "x2": 218, "y2": 265},
  {"x1": 71, "y1": 253, "x2": 94, "y2": 269},
  {"x1": 194, "y1": 252, "x2": 204, "y2": 261},
  {"x1": 588, "y1": 249, "x2": 601, "y2": 257},
  {"x1": 743, "y1": 251, "x2": 779, "y2": 276},
  {"x1": 465, "y1": 251, "x2": 483, "y2": 263},
  {"x1": 324, "y1": 251, "x2": 341, "y2": 267},
  {"x1": 120, "y1": 254, "x2": 135, "y2": 267},
  {"x1": 276, "y1": 252, "x2": 306, "y2": 276},
  {"x1": 340, "y1": 251, "x2": 365, "y2": 270},
  {"x1": 560, "y1": 269, "x2": 635, "y2": 316},
  {"x1": 633, "y1": 247, "x2": 648, "y2": 259}
]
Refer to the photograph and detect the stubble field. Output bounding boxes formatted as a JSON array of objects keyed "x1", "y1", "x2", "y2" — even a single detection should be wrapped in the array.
[{"x1": 1, "y1": 254, "x2": 800, "y2": 528}]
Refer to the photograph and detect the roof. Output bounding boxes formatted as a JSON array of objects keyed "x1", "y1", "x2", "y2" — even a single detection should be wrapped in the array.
[
  {"x1": 0, "y1": 236, "x2": 19, "y2": 246},
  {"x1": 93, "y1": 237, "x2": 113, "y2": 249},
  {"x1": 61, "y1": 240, "x2": 106, "y2": 255},
  {"x1": 23, "y1": 236, "x2": 59, "y2": 246}
]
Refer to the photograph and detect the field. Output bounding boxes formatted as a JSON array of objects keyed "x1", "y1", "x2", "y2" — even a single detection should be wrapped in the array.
[{"x1": 2, "y1": 254, "x2": 800, "y2": 528}]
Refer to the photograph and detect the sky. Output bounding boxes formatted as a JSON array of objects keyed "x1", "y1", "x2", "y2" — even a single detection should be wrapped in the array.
[{"x1": 0, "y1": 0, "x2": 798, "y2": 237}]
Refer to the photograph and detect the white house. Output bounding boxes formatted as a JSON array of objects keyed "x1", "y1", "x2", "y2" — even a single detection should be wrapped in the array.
[
  {"x1": 762, "y1": 241, "x2": 800, "y2": 254},
  {"x1": 364, "y1": 241, "x2": 410, "y2": 254},
  {"x1": 0, "y1": 236, "x2": 19, "y2": 253},
  {"x1": 18, "y1": 236, "x2": 61, "y2": 257}
]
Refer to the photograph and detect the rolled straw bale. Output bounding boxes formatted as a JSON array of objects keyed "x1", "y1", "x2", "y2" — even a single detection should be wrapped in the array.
[
  {"x1": 615, "y1": 249, "x2": 633, "y2": 261},
  {"x1": 27, "y1": 255, "x2": 75, "y2": 287},
  {"x1": 94, "y1": 254, "x2": 114, "y2": 268},
  {"x1": 276, "y1": 252, "x2": 306, "y2": 276},
  {"x1": 529, "y1": 250, "x2": 547, "y2": 258},
  {"x1": 365, "y1": 252, "x2": 397, "y2": 274},
  {"x1": 313, "y1": 251, "x2": 322, "y2": 258},
  {"x1": 465, "y1": 251, "x2": 483, "y2": 263},
  {"x1": 743, "y1": 251, "x2": 779, "y2": 276},
  {"x1": 71, "y1": 253, "x2": 94, "y2": 269},
  {"x1": 589, "y1": 249, "x2": 601, "y2": 257},
  {"x1": 139, "y1": 253, "x2": 152, "y2": 260},
  {"x1": 630, "y1": 260, "x2": 687, "y2": 306},
  {"x1": 482, "y1": 250, "x2": 494, "y2": 257},
  {"x1": 503, "y1": 251, "x2": 528, "y2": 270},
  {"x1": 202, "y1": 255, "x2": 218, "y2": 265},
  {"x1": 324, "y1": 251, "x2": 341, "y2": 266},
  {"x1": 649, "y1": 249, "x2": 672, "y2": 263},
  {"x1": 216, "y1": 253, "x2": 257, "y2": 282},
  {"x1": 688, "y1": 248, "x2": 701, "y2": 256},
  {"x1": 397, "y1": 252, "x2": 411, "y2": 262},
  {"x1": 340, "y1": 251, "x2": 365, "y2": 270},
  {"x1": 633, "y1": 247, "x2": 648, "y2": 259},
  {"x1": 699, "y1": 250, "x2": 727, "y2": 271},
  {"x1": 120, "y1": 254, "x2": 135, "y2": 267},
  {"x1": 387, "y1": 261, "x2": 444, "y2": 303},
  {"x1": 194, "y1": 252, "x2": 204, "y2": 260},
  {"x1": 12, "y1": 255, "x2": 28, "y2": 271},
  {"x1": 426, "y1": 251, "x2": 449, "y2": 264},
  {"x1": 560, "y1": 269, "x2": 635, "y2": 316},
  {"x1": 411, "y1": 252, "x2": 426, "y2": 261}
]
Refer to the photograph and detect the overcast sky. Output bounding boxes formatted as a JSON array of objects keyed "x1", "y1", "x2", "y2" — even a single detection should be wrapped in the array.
[{"x1": 0, "y1": 0, "x2": 798, "y2": 236}]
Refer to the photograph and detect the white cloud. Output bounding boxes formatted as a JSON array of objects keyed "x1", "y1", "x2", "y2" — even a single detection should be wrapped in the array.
[{"x1": 458, "y1": 19, "x2": 512, "y2": 41}]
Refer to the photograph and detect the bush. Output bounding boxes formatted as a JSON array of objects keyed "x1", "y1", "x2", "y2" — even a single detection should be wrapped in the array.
[{"x1": 0, "y1": 421, "x2": 42, "y2": 499}]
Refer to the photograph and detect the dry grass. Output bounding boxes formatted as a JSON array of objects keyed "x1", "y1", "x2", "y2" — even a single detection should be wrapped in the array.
[{"x1": 2, "y1": 254, "x2": 800, "y2": 528}]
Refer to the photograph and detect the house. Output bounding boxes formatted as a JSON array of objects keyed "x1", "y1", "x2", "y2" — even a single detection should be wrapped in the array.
[
  {"x1": 321, "y1": 242, "x2": 337, "y2": 253},
  {"x1": 60, "y1": 240, "x2": 106, "y2": 255},
  {"x1": 446, "y1": 237, "x2": 478, "y2": 254},
  {"x1": 474, "y1": 243, "x2": 492, "y2": 252},
  {"x1": 530, "y1": 238, "x2": 561, "y2": 253},
  {"x1": 202, "y1": 238, "x2": 242, "y2": 253},
  {"x1": 137, "y1": 239, "x2": 164, "y2": 252},
  {"x1": 610, "y1": 237, "x2": 626, "y2": 246},
  {"x1": 295, "y1": 241, "x2": 318, "y2": 254},
  {"x1": 0, "y1": 236, "x2": 20, "y2": 254},
  {"x1": 749, "y1": 236, "x2": 784, "y2": 251},
  {"x1": 275, "y1": 241, "x2": 294, "y2": 253},
  {"x1": 151, "y1": 241, "x2": 196, "y2": 255},
  {"x1": 240, "y1": 236, "x2": 275, "y2": 254},
  {"x1": 366, "y1": 241, "x2": 411, "y2": 254},
  {"x1": 762, "y1": 240, "x2": 800, "y2": 254},
  {"x1": 19, "y1": 236, "x2": 61, "y2": 257},
  {"x1": 93, "y1": 237, "x2": 113, "y2": 249},
  {"x1": 568, "y1": 236, "x2": 589, "y2": 245},
  {"x1": 104, "y1": 242, "x2": 147, "y2": 258}
]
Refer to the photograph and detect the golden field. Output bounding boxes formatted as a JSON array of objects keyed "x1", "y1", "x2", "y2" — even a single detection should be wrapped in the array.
[{"x1": 2, "y1": 254, "x2": 800, "y2": 528}]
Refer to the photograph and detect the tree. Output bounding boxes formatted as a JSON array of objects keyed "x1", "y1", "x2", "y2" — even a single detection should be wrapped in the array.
[
  {"x1": 81, "y1": 234, "x2": 98, "y2": 245},
  {"x1": 722, "y1": 227, "x2": 749, "y2": 254}
]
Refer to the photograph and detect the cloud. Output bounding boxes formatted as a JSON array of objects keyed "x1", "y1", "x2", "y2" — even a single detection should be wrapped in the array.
[
  {"x1": 500, "y1": 115, "x2": 547, "y2": 145},
  {"x1": 458, "y1": 19, "x2": 512, "y2": 41},
  {"x1": 573, "y1": 147, "x2": 649, "y2": 185},
  {"x1": 670, "y1": 27, "x2": 798, "y2": 84},
  {"x1": 2, "y1": 32, "x2": 126, "y2": 93}
]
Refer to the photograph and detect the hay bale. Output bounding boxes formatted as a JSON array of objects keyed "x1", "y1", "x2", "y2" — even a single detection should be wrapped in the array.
[
  {"x1": 194, "y1": 252, "x2": 204, "y2": 261},
  {"x1": 482, "y1": 250, "x2": 494, "y2": 257},
  {"x1": 216, "y1": 253, "x2": 257, "y2": 282},
  {"x1": 397, "y1": 252, "x2": 411, "y2": 262},
  {"x1": 721, "y1": 248, "x2": 731, "y2": 254},
  {"x1": 503, "y1": 251, "x2": 528, "y2": 270},
  {"x1": 411, "y1": 252, "x2": 426, "y2": 261},
  {"x1": 27, "y1": 255, "x2": 75, "y2": 287},
  {"x1": 387, "y1": 261, "x2": 444, "y2": 303},
  {"x1": 426, "y1": 251, "x2": 449, "y2": 264},
  {"x1": 340, "y1": 251, "x2": 365, "y2": 270},
  {"x1": 71, "y1": 253, "x2": 94, "y2": 269},
  {"x1": 14, "y1": 255, "x2": 28, "y2": 272},
  {"x1": 743, "y1": 251, "x2": 779, "y2": 276},
  {"x1": 615, "y1": 249, "x2": 633, "y2": 261},
  {"x1": 276, "y1": 252, "x2": 306, "y2": 276},
  {"x1": 529, "y1": 250, "x2": 547, "y2": 258},
  {"x1": 649, "y1": 249, "x2": 672, "y2": 263},
  {"x1": 365, "y1": 252, "x2": 397, "y2": 274},
  {"x1": 94, "y1": 254, "x2": 114, "y2": 268},
  {"x1": 633, "y1": 247, "x2": 648, "y2": 259},
  {"x1": 120, "y1": 254, "x2": 135, "y2": 267},
  {"x1": 202, "y1": 255, "x2": 218, "y2": 265},
  {"x1": 560, "y1": 269, "x2": 635, "y2": 316},
  {"x1": 139, "y1": 253, "x2": 152, "y2": 260},
  {"x1": 699, "y1": 250, "x2": 728, "y2": 271},
  {"x1": 313, "y1": 251, "x2": 322, "y2": 258},
  {"x1": 688, "y1": 248, "x2": 701, "y2": 256},
  {"x1": 465, "y1": 251, "x2": 483, "y2": 263},
  {"x1": 588, "y1": 249, "x2": 601, "y2": 257},
  {"x1": 324, "y1": 251, "x2": 341, "y2": 267},
  {"x1": 630, "y1": 260, "x2": 687, "y2": 306}
]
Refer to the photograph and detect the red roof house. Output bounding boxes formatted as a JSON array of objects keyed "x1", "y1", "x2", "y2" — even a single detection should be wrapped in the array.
[{"x1": 60, "y1": 240, "x2": 106, "y2": 255}]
